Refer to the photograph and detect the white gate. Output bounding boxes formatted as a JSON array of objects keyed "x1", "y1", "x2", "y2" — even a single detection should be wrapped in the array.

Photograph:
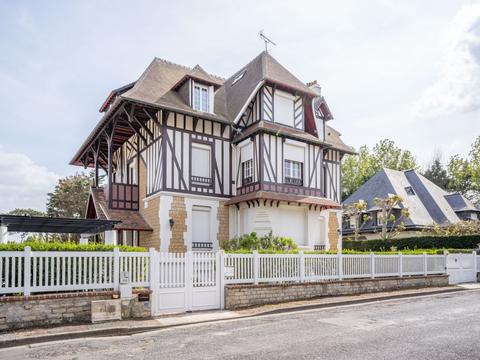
[
  {"x1": 446, "y1": 253, "x2": 477, "y2": 284},
  {"x1": 152, "y1": 252, "x2": 222, "y2": 314}
]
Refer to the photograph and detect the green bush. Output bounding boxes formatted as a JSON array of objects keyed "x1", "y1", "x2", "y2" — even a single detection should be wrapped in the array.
[
  {"x1": 222, "y1": 232, "x2": 297, "y2": 252},
  {"x1": 0, "y1": 240, "x2": 147, "y2": 252},
  {"x1": 343, "y1": 235, "x2": 480, "y2": 252}
]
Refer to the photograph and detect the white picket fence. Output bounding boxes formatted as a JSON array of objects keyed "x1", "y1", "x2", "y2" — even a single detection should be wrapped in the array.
[
  {"x1": 224, "y1": 252, "x2": 449, "y2": 284},
  {"x1": 0, "y1": 247, "x2": 150, "y2": 296},
  {"x1": 0, "y1": 248, "x2": 475, "y2": 296}
]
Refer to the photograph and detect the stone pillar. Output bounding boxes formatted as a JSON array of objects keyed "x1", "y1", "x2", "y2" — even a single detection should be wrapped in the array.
[
  {"x1": 105, "y1": 230, "x2": 118, "y2": 245},
  {"x1": 328, "y1": 211, "x2": 340, "y2": 251},
  {"x1": 168, "y1": 196, "x2": 187, "y2": 253},
  {"x1": 0, "y1": 226, "x2": 9, "y2": 244}
]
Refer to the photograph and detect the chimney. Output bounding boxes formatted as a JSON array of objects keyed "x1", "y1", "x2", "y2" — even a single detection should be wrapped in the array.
[{"x1": 307, "y1": 80, "x2": 321, "y2": 96}]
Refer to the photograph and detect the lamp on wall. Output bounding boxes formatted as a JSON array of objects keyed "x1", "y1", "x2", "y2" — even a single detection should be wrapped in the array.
[{"x1": 169, "y1": 218, "x2": 175, "y2": 228}]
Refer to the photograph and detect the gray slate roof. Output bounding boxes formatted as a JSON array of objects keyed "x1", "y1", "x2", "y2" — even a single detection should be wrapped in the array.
[{"x1": 343, "y1": 168, "x2": 479, "y2": 228}]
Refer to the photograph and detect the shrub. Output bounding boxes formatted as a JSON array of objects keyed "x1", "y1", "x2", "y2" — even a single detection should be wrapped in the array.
[
  {"x1": 343, "y1": 234, "x2": 480, "y2": 252},
  {"x1": 222, "y1": 231, "x2": 297, "y2": 252},
  {"x1": 0, "y1": 240, "x2": 146, "y2": 252}
]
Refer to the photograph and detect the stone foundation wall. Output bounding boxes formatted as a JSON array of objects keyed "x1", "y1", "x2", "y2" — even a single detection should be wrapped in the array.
[
  {"x1": 0, "y1": 291, "x2": 151, "y2": 331},
  {"x1": 224, "y1": 275, "x2": 449, "y2": 310}
]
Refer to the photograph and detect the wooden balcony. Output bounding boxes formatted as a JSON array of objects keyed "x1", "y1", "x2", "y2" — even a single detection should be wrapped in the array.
[{"x1": 106, "y1": 183, "x2": 139, "y2": 210}]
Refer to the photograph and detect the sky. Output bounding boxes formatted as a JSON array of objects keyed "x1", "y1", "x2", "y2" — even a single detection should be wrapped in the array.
[{"x1": 1, "y1": 0, "x2": 480, "y2": 212}]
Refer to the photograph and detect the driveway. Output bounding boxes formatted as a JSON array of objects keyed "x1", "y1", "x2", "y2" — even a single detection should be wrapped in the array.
[{"x1": 3, "y1": 290, "x2": 480, "y2": 359}]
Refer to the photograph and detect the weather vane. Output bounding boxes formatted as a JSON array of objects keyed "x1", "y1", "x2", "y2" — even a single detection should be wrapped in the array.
[{"x1": 258, "y1": 30, "x2": 276, "y2": 52}]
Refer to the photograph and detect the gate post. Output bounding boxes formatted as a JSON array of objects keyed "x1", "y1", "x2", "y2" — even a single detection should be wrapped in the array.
[
  {"x1": 253, "y1": 251, "x2": 259, "y2": 285},
  {"x1": 423, "y1": 252, "x2": 428, "y2": 276},
  {"x1": 113, "y1": 247, "x2": 120, "y2": 291},
  {"x1": 149, "y1": 248, "x2": 157, "y2": 316},
  {"x1": 186, "y1": 251, "x2": 193, "y2": 311},
  {"x1": 24, "y1": 246, "x2": 31, "y2": 296},
  {"x1": 473, "y1": 251, "x2": 477, "y2": 282},
  {"x1": 370, "y1": 252, "x2": 375, "y2": 279},
  {"x1": 338, "y1": 252, "x2": 343, "y2": 280},
  {"x1": 218, "y1": 250, "x2": 225, "y2": 309},
  {"x1": 398, "y1": 252, "x2": 403, "y2": 278},
  {"x1": 299, "y1": 251, "x2": 305, "y2": 283}
]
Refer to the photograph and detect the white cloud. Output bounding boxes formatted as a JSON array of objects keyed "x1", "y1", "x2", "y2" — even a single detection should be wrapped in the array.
[
  {"x1": 414, "y1": 4, "x2": 480, "y2": 118},
  {"x1": 0, "y1": 146, "x2": 58, "y2": 213}
]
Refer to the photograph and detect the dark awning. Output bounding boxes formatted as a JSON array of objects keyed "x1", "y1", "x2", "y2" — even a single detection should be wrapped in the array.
[{"x1": 0, "y1": 215, "x2": 120, "y2": 234}]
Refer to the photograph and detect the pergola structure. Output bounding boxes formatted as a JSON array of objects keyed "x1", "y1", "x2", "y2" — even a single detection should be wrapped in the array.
[{"x1": 0, "y1": 215, "x2": 120, "y2": 244}]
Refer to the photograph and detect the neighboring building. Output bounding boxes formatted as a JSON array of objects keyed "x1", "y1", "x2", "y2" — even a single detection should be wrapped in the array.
[
  {"x1": 71, "y1": 51, "x2": 354, "y2": 251},
  {"x1": 342, "y1": 168, "x2": 480, "y2": 240}
]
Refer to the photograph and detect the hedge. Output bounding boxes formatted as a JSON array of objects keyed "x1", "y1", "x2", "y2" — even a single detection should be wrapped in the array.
[
  {"x1": 0, "y1": 241, "x2": 147, "y2": 252},
  {"x1": 343, "y1": 234, "x2": 480, "y2": 251}
]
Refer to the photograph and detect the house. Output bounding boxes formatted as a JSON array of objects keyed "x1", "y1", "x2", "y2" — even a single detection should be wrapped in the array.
[
  {"x1": 342, "y1": 168, "x2": 480, "y2": 240},
  {"x1": 71, "y1": 51, "x2": 354, "y2": 251}
]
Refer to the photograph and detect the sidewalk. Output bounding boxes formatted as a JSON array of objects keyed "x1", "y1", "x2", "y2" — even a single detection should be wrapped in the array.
[{"x1": 0, "y1": 285, "x2": 468, "y2": 349}]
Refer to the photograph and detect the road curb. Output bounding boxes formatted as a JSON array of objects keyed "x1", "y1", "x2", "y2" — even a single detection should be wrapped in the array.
[{"x1": 0, "y1": 287, "x2": 468, "y2": 349}]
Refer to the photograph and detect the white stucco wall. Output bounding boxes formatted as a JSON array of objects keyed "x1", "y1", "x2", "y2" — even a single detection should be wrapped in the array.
[{"x1": 231, "y1": 204, "x2": 336, "y2": 249}]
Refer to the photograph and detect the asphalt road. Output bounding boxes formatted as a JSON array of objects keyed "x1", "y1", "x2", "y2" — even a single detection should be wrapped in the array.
[{"x1": 3, "y1": 290, "x2": 480, "y2": 360}]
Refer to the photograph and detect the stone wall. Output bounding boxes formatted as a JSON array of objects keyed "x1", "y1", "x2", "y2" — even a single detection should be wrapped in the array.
[
  {"x1": 0, "y1": 291, "x2": 151, "y2": 331},
  {"x1": 169, "y1": 196, "x2": 187, "y2": 252},
  {"x1": 138, "y1": 160, "x2": 161, "y2": 250},
  {"x1": 224, "y1": 275, "x2": 449, "y2": 310}
]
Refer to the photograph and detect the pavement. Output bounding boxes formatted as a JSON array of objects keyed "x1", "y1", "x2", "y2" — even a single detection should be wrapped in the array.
[
  {"x1": 0, "y1": 285, "x2": 469, "y2": 349},
  {"x1": 2, "y1": 285, "x2": 480, "y2": 359}
]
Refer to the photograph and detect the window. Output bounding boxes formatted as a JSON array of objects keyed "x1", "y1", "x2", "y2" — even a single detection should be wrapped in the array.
[
  {"x1": 232, "y1": 70, "x2": 246, "y2": 86},
  {"x1": 284, "y1": 160, "x2": 303, "y2": 186},
  {"x1": 349, "y1": 217, "x2": 356, "y2": 229},
  {"x1": 274, "y1": 90, "x2": 295, "y2": 127},
  {"x1": 405, "y1": 186, "x2": 415, "y2": 196},
  {"x1": 242, "y1": 159, "x2": 253, "y2": 185},
  {"x1": 376, "y1": 213, "x2": 384, "y2": 226},
  {"x1": 193, "y1": 84, "x2": 209, "y2": 112},
  {"x1": 192, "y1": 206, "x2": 211, "y2": 248},
  {"x1": 191, "y1": 143, "x2": 212, "y2": 186}
]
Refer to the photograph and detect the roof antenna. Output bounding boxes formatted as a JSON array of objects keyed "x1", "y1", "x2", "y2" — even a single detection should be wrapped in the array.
[{"x1": 258, "y1": 30, "x2": 276, "y2": 52}]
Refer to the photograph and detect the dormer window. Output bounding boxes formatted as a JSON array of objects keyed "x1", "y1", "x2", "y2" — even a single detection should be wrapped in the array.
[{"x1": 193, "y1": 83, "x2": 210, "y2": 112}]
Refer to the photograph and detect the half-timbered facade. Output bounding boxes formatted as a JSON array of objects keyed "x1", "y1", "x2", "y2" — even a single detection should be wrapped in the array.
[{"x1": 72, "y1": 51, "x2": 354, "y2": 251}]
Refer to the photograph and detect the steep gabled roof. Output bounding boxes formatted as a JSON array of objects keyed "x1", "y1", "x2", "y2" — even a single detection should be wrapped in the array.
[
  {"x1": 343, "y1": 168, "x2": 476, "y2": 228},
  {"x1": 222, "y1": 51, "x2": 317, "y2": 123}
]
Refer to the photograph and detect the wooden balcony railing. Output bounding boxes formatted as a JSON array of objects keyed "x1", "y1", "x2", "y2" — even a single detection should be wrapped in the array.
[{"x1": 106, "y1": 183, "x2": 139, "y2": 210}]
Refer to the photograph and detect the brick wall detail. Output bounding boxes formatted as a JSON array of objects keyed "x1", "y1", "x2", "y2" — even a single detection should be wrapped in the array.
[
  {"x1": 328, "y1": 211, "x2": 339, "y2": 250},
  {"x1": 138, "y1": 160, "x2": 160, "y2": 250},
  {"x1": 217, "y1": 202, "x2": 229, "y2": 247}
]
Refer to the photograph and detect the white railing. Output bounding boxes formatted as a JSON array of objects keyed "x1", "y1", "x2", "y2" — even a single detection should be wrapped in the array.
[
  {"x1": 224, "y1": 251, "x2": 448, "y2": 285},
  {"x1": 0, "y1": 247, "x2": 151, "y2": 296}
]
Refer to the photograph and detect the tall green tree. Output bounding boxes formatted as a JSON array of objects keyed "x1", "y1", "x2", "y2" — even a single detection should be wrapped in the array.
[
  {"x1": 423, "y1": 154, "x2": 450, "y2": 189},
  {"x1": 7, "y1": 208, "x2": 46, "y2": 217},
  {"x1": 447, "y1": 136, "x2": 480, "y2": 206},
  {"x1": 46, "y1": 173, "x2": 91, "y2": 218},
  {"x1": 341, "y1": 139, "x2": 418, "y2": 200}
]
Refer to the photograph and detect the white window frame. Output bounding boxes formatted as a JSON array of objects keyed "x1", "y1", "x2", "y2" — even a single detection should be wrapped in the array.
[
  {"x1": 284, "y1": 159, "x2": 303, "y2": 185},
  {"x1": 242, "y1": 159, "x2": 253, "y2": 185},
  {"x1": 274, "y1": 90, "x2": 295, "y2": 127},
  {"x1": 193, "y1": 83, "x2": 210, "y2": 113},
  {"x1": 191, "y1": 142, "x2": 212, "y2": 187},
  {"x1": 376, "y1": 213, "x2": 384, "y2": 226}
]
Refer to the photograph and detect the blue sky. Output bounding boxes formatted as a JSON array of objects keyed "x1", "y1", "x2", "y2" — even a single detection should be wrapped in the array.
[{"x1": 1, "y1": 0, "x2": 480, "y2": 211}]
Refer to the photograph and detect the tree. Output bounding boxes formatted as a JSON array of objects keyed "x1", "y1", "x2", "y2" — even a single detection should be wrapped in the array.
[
  {"x1": 46, "y1": 173, "x2": 91, "y2": 218},
  {"x1": 7, "y1": 208, "x2": 46, "y2": 217},
  {"x1": 447, "y1": 136, "x2": 480, "y2": 206},
  {"x1": 374, "y1": 195, "x2": 410, "y2": 240},
  {"x1": 423, "y1": 154, "x2": 450, "y2": 189},
  {"x1": 342, "y1": 139, "x2": 418, "y2": 200},
  {"x1": 343, "y1": 200, "x2": 371, "y2": 241}
]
